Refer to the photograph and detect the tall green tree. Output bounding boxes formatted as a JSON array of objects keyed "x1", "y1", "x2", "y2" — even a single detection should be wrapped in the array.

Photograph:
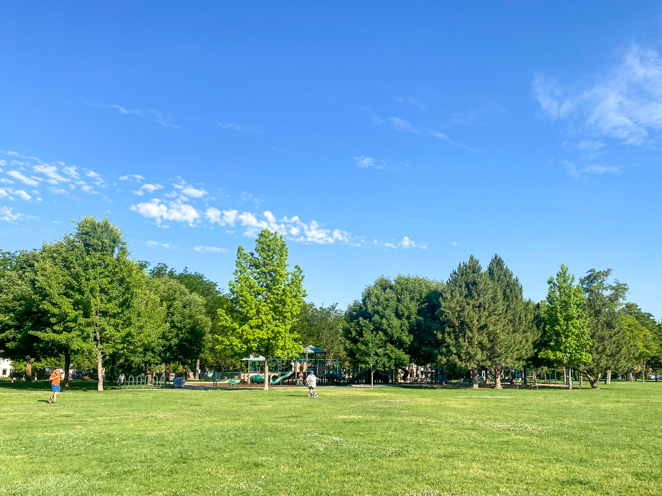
[
  {"x1": 147, "y1": 276, "x2": 211, "y2": 374},
  {"x1": 539, "y1": 265, "x2": 592, "y2": 390},
  {"x1": 345, "y1": 275, "x2": 435, "y2": 383},
  {"x1": 438, "y1": 256, "x2": 494, "y2": 389},
  {"x1": 149, "y1": 264, "x2": 228, "y2": 375},
  {"x1": 293, "y1": 302, "x2": 348, "y2": 366},
  {"x1": 36, "y1": 217, "x2": 147, "y2": 391},
  {"x1": 485, "y1": 255, "x2": 536, "y2": 389},
  {"x1": 579, "y1": 269, "x2": 633, "y2": 388},
  {"x1": 619, "y1": 303, "x2": 660, "y2": 382},
  {"x1": 217, "y1": 229, "x2": 306, "y2": 391},
  {"x1": 0, "y1": 250, "x2": 50, "y2": 381}
]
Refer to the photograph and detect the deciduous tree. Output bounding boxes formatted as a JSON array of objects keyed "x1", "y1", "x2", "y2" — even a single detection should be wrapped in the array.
[
  {"x1": 217, "y1": 229, "x2": 306, "y2": 391},
  {"x1": 539, "y1": 265, "x2": 591, "y2": 390}
]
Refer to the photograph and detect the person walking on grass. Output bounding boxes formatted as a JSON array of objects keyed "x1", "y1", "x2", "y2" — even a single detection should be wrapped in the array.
[
  {"x1": 48, "y1": 366, "x2": 63, "y2": 404},
  {"x1": 306, "y1": 370, "x2": 318, "y2": 398}
]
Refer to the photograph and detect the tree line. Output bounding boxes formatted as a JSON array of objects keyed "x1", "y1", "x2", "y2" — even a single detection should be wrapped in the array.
[
  {"x1": 344, "y1": 258, "x2": 661, "y2": 389},
  {"x1": 1, "y1": 218, "x2": 660, "y2": 391}
]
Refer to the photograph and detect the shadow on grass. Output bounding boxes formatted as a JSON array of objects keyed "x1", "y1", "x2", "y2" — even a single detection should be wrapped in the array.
[{"x1": 0, "y1": 379, "x2": 115, "y2": 391}]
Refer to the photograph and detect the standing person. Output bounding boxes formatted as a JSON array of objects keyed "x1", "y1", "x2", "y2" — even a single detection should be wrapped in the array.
[
  {"x1": 48, "y1": 367, "x2": 63, "y2": 404},
  {"x1": 306, "y1": 370, "x2": 318, "y2": 398}
]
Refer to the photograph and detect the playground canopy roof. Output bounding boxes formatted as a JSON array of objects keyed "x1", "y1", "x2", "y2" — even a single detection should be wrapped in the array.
[
  {"x1": 303, "y1": 345, "x2": 325, "y2": 354},
  {"x1": 240, "y1": 354, "x2": 265, "y2": 361}
]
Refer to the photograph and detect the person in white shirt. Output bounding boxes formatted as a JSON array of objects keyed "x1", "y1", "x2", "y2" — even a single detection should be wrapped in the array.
[{"x1": 306, "y1": 370, "x2": 318, "y2": 398}]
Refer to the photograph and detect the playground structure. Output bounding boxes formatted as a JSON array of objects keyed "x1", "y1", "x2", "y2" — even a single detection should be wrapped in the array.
[{"x1": 236, "y1": 346, "x2": 341, "y2": 386}]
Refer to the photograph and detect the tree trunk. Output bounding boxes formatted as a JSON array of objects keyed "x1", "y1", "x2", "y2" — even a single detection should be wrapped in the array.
[
  {"x1": 472, "y1": 368, "x2": 479, "y2": 389},
  {"x1": 370, "y1": 366, "x2": 374, "y2": 389},
  {"x1": 605, "y1": 369, "x2": 611, "y2": 385},
  {"x1": 523, "y1": 366, "x2": 528, "y2": 386},
  {"x1": 26, "y1": 359, "x2": 32, "y2": 382},
  {"x1": 165, "y1": 364, "x2": 171, "y2": 384},
  {"x1": 579, "y1": 372, "x2": 583, "y2": 388},
  {"x1": 563, "y1": 368, "x2": 567, "y2": 384},
  {"x1": 64, "y1": 350, "x2": 71, "y2": 387},
  {"x1": 567, "y1": 368, "x2": 573, "y2": 390},
  {"x1": 95, "y1": 329, "x2": 104, "y2": 391},
  {"x1": 628, "y1": 372, "x2": 634, "y2": 382},
  {"x1": 642, "y1": 362, "x2": 646, "y2": 384},
  {"x1": 263, "y1": 359, "x2": 269, "y2": 391},
  {"x1": 494, "y1": 366, "x2": 503, "y2": 389},
  {"x1": 585, "y1": 371, "x2": 598, "y2": 389},
  {"x1": 195, "y1": 359, "x2": 200, "y2": 380}
]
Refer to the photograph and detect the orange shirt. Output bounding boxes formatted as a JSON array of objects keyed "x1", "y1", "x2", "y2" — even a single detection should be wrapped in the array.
[{"x1": 49, "y1": 370, "x2": 61, "y2": 386}]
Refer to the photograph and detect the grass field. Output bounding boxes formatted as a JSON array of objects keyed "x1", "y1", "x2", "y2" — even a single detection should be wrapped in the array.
[{"x1": 0, "y1": 380, "x2": 660, "y2": 496}]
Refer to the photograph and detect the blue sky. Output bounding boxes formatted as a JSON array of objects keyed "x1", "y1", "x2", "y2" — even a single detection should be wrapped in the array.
[{"x1": 1, "y1": 2, "x2": 661, "y2": 318}]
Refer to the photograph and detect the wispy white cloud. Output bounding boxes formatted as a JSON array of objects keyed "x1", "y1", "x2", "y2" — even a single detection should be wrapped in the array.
[
  {"x1": 194, "y1": 245, "x2": 227, "y2": 253},
  {"x1": 86, "y1": 171, "x2": 104, "y2": 186},
  {"x1": 355, "y1": 156, "x2": 386, "y2": 170},
  {"x1": 563, "y1": 160, "x2": 622, "y2": 178},
  {"x1": 119, "y1": 174, "x2": 145, "y2": 182},
  {"x1": 33, "y1": 164, "x2": 69, "y2": 184},
  {"x1": 105, "y1": 104, "x2": 182, "y2": 129},
  {"x1": 428, "y1": 129, "x2": 479, "y2": 153},
  {"x1": 205, "y1": 208, "x2": 356, "y2": 245},
  {"x1": 134, "y1": 183, "x2": 163, "y2": 196},
  {"x1": 387, "y1": 117, "x2": 418, "y2": 133},
  {"x1": 172, "y1": 180, "x2": 207, "y2": 199},
  {"x1": 131, "y1": 198, "x2": 200, "y2": 226},
  {"x1": 7, "y1": 170, "x2": 40, "y2": 187},
  {"x1": 393, "y1": 96, "x2": 428, "y2": 112},
  {"x1": 146, "y1": 240, "x2": 172, "y2": 249},
  {"x1": 384, "y1": 236, "x2": 427, "y2": 250},
  {"x1": 217, "y1": 122, "x2": 261, "y2": 133},
  {"x1": 13, "y1": 190, "x2": 31, "y2": 201},
  {"x1": 181, "y1": 186, "x2": 207, "y2": 198},
  {"x1": 534, "y1": 43, "x2": 662, "y2": 146},
  {"x1": 0, "y1": 206, "x2": 34, "y2": 222}
]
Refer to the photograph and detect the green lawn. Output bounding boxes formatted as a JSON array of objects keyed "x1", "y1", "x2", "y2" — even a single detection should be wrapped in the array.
[{"x1": 0, "y1": 380, "x2": 660, "y2": 496}]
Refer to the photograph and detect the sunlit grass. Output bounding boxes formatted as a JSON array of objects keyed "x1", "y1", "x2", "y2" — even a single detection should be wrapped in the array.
[{"x1": 0, "y1": 380, "x2": 660, "y2": 495}]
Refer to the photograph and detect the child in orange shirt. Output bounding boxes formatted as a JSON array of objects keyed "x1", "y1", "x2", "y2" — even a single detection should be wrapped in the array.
[{"x1": 48, "y1": 366, "x2": 63, "y2": 404}]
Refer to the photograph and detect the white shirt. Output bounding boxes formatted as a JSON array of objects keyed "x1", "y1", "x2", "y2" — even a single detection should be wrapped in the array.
[{"x1": 306, "y1": 374, "x2": 317, "y2": 387}]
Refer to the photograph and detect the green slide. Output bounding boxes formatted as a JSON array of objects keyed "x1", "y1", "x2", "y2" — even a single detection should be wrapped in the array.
[{"x1": 270, "y1": 370, "x2": 294, "y2": 384}]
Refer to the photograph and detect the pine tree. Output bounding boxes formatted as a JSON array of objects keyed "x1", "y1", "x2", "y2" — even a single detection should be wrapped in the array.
[
  {"x1": 485, "y1": 255, "x2": 536, "y2": 389},
  {"x1": 438, "y1": 256, "x2": 492, "y2": 389}
]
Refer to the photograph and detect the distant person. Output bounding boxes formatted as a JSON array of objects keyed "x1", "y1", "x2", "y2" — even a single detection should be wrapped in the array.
[
  {"x1": 48, "y1": 367, "x2": 63, "y2": 404},
  {"x1": 117, "y1": 373, "x2": 125, "y2": 389},
  {"x1": 306, "y1": 370, "x2": 318, "y2": 398}
]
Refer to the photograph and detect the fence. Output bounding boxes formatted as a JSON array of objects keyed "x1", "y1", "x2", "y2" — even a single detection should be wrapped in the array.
[{"x1": 122, "y1": 374, "x2": 168, "y2": 389}]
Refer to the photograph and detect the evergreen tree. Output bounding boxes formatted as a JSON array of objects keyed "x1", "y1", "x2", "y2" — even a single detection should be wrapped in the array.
[
  {"x1": 217, "y1": 229, "x2": 306, "y2": 391},
  {"x1": 539, "y1": 265, "x2": 591, "y2": 390},
  {"x1": 438, "y1": 256, "x2": 493, "y2": 389},
  {"x1": 485, "y1": 255, "x2": 536, "y2": 389}
]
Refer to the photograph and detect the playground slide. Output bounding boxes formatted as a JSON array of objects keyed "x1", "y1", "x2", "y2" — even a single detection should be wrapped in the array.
[{"x1": 270, "y1": 370, "x2": 294, "y2": 385}]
